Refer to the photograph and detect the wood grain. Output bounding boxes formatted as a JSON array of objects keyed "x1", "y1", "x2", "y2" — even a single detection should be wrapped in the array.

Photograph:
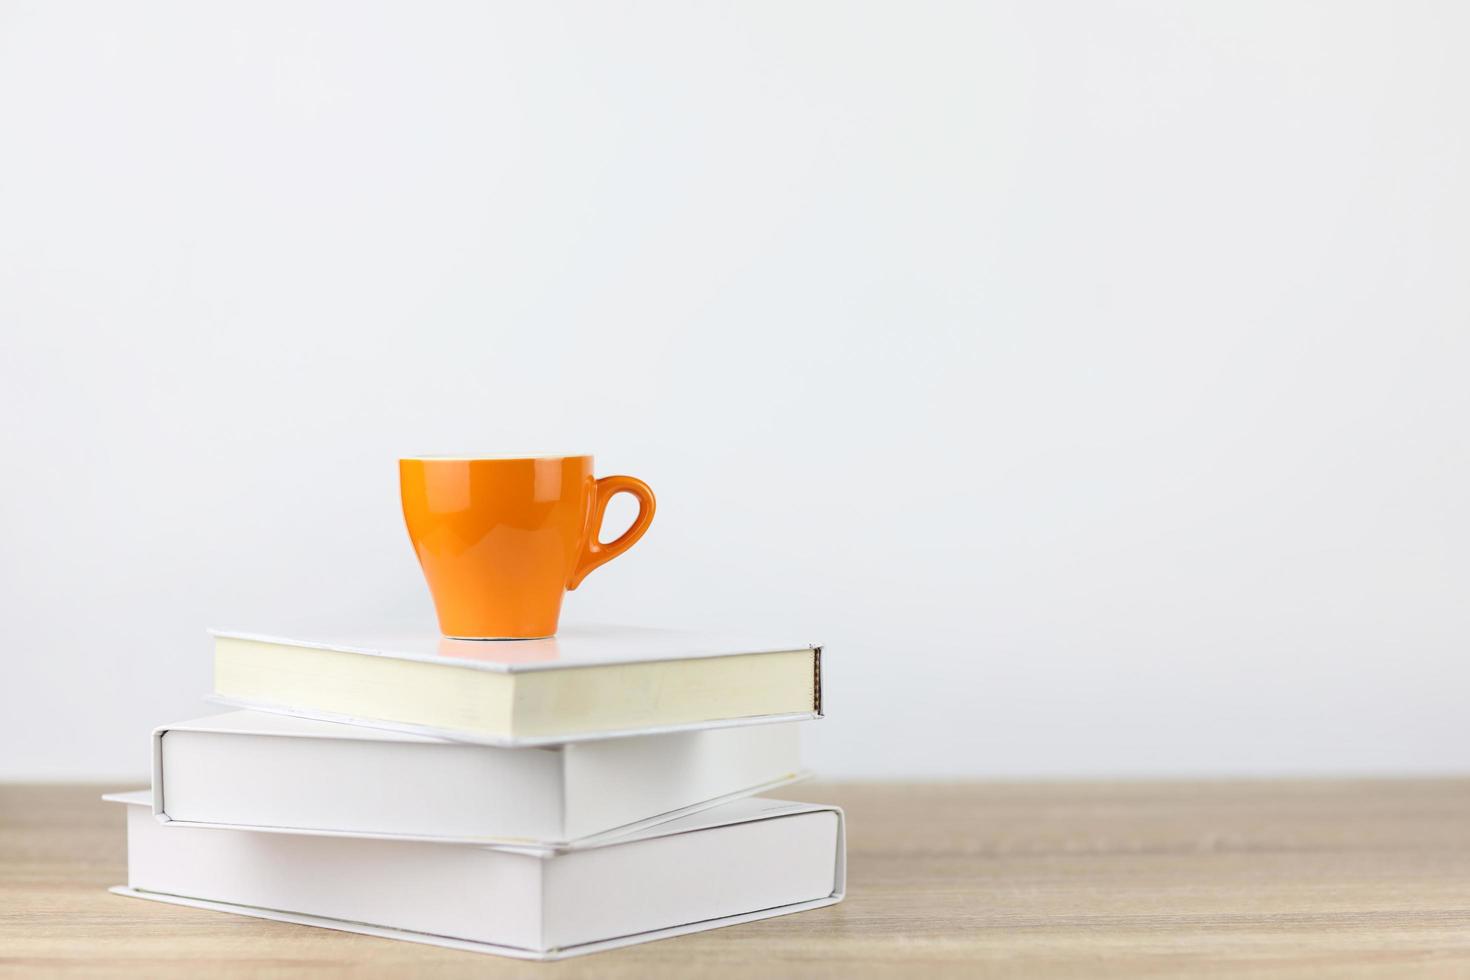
[{"x1": 5, "y1": 780, "x2": 1470, "y2": 978}]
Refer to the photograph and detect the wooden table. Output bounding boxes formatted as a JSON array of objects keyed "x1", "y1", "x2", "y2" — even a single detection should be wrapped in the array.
[{"x1": 5, "y1": 780, "x2": 1470, "y2": 978}]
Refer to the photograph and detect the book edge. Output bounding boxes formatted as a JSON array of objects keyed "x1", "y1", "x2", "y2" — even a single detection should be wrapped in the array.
[{"x1": 201, "y1": 695, "x2": 822, "y2": 747}]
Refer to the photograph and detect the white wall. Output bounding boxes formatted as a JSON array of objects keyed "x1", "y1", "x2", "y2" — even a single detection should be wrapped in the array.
[{"x1": 3, "y1": 1, "x2": 1468, "y2": 780}]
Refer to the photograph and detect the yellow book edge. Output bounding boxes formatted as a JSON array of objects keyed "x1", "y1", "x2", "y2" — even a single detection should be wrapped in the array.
[{"x1": 212, "y1": 637, "x2": 820, "y2": 744}]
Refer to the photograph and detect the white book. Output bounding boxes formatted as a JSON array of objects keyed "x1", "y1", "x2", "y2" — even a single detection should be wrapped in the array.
[
  {"x1": 107, "y1": 791, "x2": 845, "y2": 960},
  {"x1": 207, "y1": 623, "x2": 823, "y2": 745},
  {"x1": 152, "y1": 710, "x2": 806, "y2": 845}
]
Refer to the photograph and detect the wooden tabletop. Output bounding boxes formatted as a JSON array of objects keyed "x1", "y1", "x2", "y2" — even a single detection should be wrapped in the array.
[{"x1": 5, "y1": 780, "x2": 1470, "y2": 978}]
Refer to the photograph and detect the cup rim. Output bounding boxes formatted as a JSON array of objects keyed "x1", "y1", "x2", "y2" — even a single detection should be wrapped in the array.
[{"x1": 401, "y1": 453, "x2": 593, "y2": 462}]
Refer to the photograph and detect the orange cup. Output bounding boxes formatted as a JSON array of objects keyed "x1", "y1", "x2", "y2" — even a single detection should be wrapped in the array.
[{"x1": 399, "y1": 454, "x2": 655, "y2": 639}]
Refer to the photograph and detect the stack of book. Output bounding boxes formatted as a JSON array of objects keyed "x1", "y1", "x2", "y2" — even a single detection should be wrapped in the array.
[{"x1": 109, "y1": 623, "x2": 843, "y2": 960}]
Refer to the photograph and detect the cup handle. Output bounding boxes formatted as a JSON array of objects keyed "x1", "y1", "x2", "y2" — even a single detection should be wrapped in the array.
[{"x1": 568, "y1": 475, "x2": 656, "y2": 590}]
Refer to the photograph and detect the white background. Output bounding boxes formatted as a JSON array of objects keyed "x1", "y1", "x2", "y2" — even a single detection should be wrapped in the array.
[{"x1": 3, "y1": 2, "x2": 1468, "y2": 780}]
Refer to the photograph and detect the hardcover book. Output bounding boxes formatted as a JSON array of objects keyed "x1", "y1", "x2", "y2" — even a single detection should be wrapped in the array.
[
  {"x1": 108, "y1": 792, "x2": 846, "y2": 960},
  {"x1": 152, "y1": 710, "x2": 806, "y2": 845},
  {"x1": 208, "y1": 623, "x2": 823, "y2": 745}
]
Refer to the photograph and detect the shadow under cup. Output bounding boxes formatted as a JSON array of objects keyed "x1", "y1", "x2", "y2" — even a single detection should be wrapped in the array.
[{"x1": 399, "y1": 455, "x2": 655, "y2": 639}]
